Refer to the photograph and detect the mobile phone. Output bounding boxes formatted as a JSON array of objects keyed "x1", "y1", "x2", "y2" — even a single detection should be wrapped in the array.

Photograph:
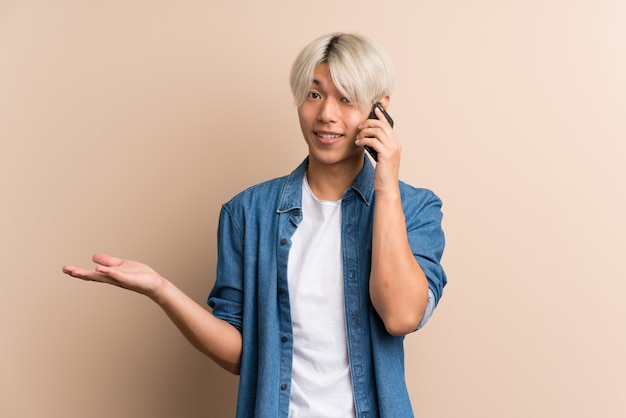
[{"x1": 365, "y1": 102, "x2": 394, "y2": 162}]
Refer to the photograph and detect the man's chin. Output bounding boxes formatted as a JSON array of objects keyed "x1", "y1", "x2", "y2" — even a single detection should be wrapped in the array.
[{"x1": 308, "y1": 148, "x2": 365, "y2": 166}]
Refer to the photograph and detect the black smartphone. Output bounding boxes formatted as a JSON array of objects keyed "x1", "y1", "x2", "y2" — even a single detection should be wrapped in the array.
[{"x1": 365, "y1": 102, "x2": 394, "y2": 162}]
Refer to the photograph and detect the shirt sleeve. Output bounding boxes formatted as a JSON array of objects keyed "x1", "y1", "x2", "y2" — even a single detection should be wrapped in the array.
[
  {"x1": 416, "y1": 289, "x2": 435, "y2": 330},
  {"x1": 404, "y1": 188, "x2": 447, "y2": 328},
  {"x1": 207, "y1": 204, "x2": 245, "y2": 333}
]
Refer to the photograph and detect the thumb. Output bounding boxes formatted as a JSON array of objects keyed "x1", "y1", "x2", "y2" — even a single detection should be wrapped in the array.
[{"x1": 93, "y1": 253, "x2": 125, "y2": 267}]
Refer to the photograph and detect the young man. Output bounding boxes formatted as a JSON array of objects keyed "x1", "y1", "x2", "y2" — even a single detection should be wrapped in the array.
[{"x1": 63, "y1": 32, "x2": 446, "y2": 417}]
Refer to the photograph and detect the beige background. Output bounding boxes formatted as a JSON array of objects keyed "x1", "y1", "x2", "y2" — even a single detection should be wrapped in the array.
[{"x1": 2, "y1": 0, "x2": 625, "y2": 417}]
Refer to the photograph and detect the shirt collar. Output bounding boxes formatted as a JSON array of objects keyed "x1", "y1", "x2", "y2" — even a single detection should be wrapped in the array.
[
  {"x1": 349, "y1": 156, "x2": 375, "y2": 205},
  {"x1": 277, "y1": 156, "x2": 375, "y2": 213}
]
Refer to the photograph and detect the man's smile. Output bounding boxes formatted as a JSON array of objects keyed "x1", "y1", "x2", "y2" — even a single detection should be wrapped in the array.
[{"x1": 315, "y1": 131, "x2": 344, "y2": 144}]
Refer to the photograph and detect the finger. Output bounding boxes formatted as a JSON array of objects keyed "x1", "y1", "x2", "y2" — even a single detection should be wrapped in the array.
[
  {"x1": 62, "y1": 265, "x2": 79, "y2": 276},
  {"x1": 62, "y1": 265, "x2": 91, "y2": 276},
  {"x1": 355, "y1": 135, "x2": 381, "y2": 154},
  {"x1": 359, "y1": 118, "x2": 382, "y2": 130},
  {"x1": 92, "y1": 253, "x2": 125, "y2": 267},
  {"x1": 357, "y1": 127, "x2": 386, "y2": 144},
  {"x1": 94, "y1": 264, "x2": 122, "y2": 279},
  {"x1": 373, "y1": 110, "x2": 393, "y2": 133},
  {"x1": 374, "y1": 106, "x2": 386, "y2": 122},
  {"x1": 62, "y1": 265, "x2": 107, "y2": 282},
  {"x1": 359, "y1": 122, "x2": 395, "y2": 149}
]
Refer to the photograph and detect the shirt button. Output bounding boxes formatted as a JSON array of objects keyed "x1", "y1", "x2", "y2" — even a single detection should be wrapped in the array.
[
  {"x1": 281, "y1": 383, "x2": 288, "y2": 390},
  {"x1": 281, "y1": 336, "x2": 288, "y2": 343},
  {"x1": 280, "y1": 238, "x2": 288, "y2": 245},
  {"x1": 355, "y1": 364, "x2": 363, "y2": 376},
  {"x1": 278, "y1": 287, "x2": 285, "y2": 294}
]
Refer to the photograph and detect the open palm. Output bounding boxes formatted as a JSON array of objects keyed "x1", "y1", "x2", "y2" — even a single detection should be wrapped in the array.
[{"x1": 62, "y1": 253, "x2": 164, "y2": 298}]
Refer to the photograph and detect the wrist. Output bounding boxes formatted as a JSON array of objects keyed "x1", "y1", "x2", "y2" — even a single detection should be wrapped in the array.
[
  {"x1": 146, "y1": 275, "x2": 169, "y2": 304},
  {"x1": 374, "y1": 186, "x2": 401, "y2": 202}
]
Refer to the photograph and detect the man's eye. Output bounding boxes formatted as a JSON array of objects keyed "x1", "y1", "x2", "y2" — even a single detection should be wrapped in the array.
[
  {"x1": 341, "y1": 97, "x2": 353, "y2": 104},
  {"x1": 307, "y1": 92, "x2": 321, "y2": 99}
]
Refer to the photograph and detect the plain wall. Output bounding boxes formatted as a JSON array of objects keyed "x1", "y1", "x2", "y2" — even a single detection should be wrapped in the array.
[{"x1": 2, "y1": 1, "x2": 625, "y2": 417}]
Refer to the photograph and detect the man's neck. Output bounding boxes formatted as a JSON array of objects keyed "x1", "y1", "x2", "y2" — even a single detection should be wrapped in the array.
[{"x1": 306, "y1": 156, "x2": 364, "y2": 201}]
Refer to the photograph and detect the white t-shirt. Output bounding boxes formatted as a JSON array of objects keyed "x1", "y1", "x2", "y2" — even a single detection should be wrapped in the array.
[{"x1": 287, "y1": 176, "x2": 356, "y2": 417}]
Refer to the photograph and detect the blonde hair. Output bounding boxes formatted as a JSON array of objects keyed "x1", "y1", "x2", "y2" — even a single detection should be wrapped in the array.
[{"x1": 289, "y1": 33, "x2": 395, "y2": 112}]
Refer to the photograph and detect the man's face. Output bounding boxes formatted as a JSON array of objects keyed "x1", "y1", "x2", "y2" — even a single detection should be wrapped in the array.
[{"x1": 297, "y1": 63, "x2": 368, "y2": 167}]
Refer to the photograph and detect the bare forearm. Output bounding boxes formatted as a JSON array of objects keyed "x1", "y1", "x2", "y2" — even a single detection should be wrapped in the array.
[
  {"x1": 370, "y1": 191, "x2": 429, "y2": 336},
  {"x1": 63, "y1": 254, "x2": 242, "y2": 373},
  {"x1": 151, "y1": 279, "x2": 242, "y2": 374}
]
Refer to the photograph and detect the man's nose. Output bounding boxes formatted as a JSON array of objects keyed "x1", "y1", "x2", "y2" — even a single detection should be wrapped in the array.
[{"x1": 318, "y1": 99, "x2": 339, "y2": 123}]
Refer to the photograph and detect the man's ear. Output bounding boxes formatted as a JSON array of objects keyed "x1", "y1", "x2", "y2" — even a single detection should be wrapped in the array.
[{"x1": 377, "y1": 96, "x2": 391, "y2": 110}]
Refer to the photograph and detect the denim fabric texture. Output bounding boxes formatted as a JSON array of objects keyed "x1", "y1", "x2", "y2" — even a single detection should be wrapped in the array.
[{"x1": 208, "y1": 156, "x2": 446, "y2": 418}]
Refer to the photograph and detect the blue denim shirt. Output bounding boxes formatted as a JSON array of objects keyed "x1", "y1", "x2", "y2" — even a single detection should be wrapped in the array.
[{"x1": 208, "y1": 157, "x2": 446, "y2": 417}]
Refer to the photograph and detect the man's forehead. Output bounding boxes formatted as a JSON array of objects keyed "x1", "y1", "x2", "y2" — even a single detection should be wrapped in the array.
[{"x1": 311, "y1": 66, "x2": 337, "y2": 89}]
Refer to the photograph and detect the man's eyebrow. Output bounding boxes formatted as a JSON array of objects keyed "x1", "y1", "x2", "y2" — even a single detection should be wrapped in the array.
[{"x1": 312, "y1": 79, "x2": 322, "y2": 87}]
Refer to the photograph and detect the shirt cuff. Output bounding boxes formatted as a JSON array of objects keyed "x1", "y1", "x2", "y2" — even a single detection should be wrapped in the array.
[{"x1": 415, "y1": 289, "x2": 436, "y2": 330}]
